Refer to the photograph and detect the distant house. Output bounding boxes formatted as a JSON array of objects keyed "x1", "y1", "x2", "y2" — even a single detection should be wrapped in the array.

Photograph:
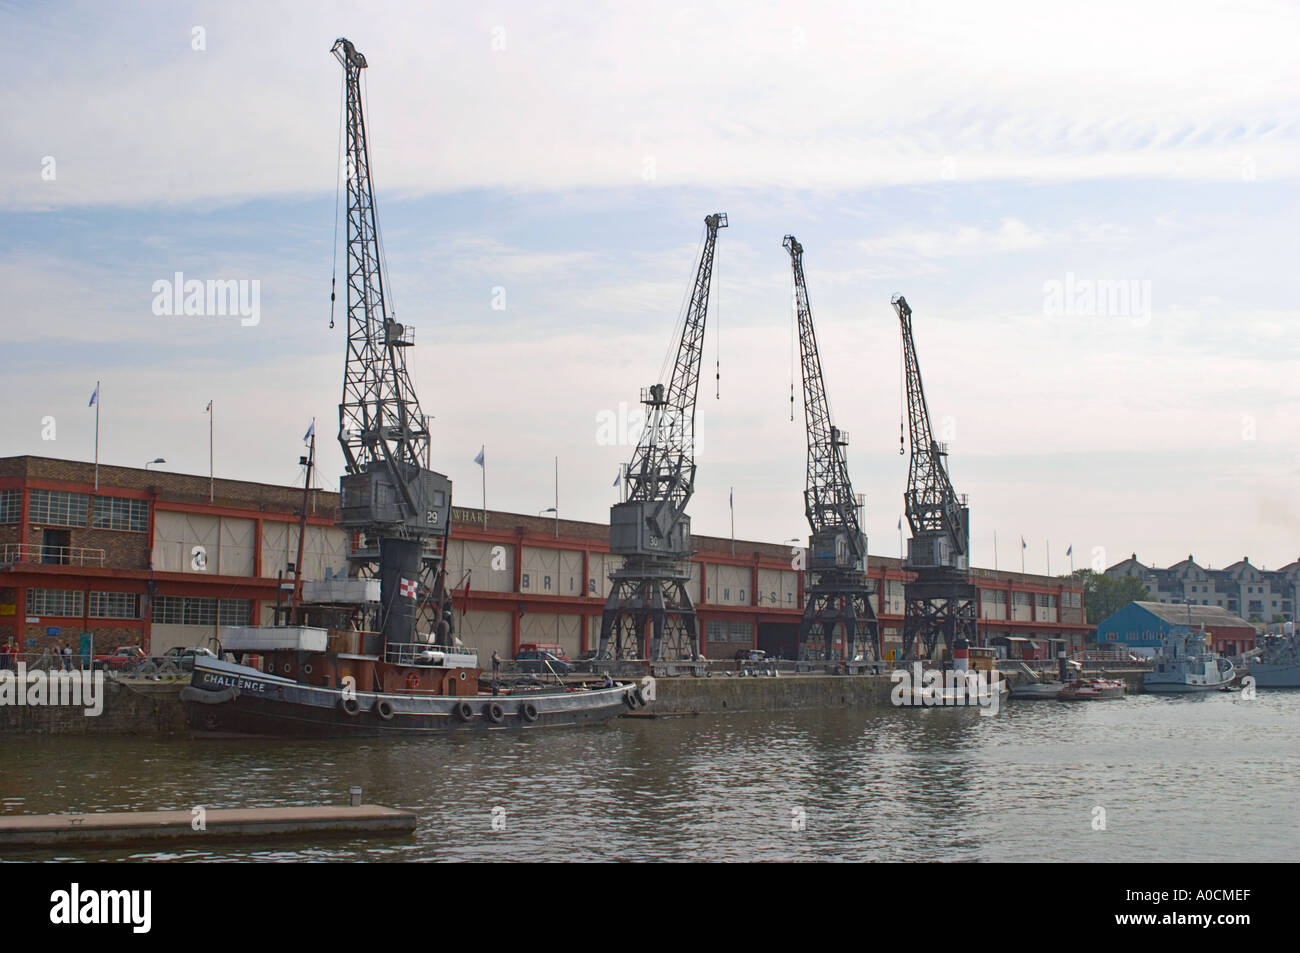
[
  {"x1": 1104, "y1": 553, "x2": 1300, "y2": 622},
  {"x1": 1095, "y1": 601, "x2": 1256, "y2": 657}
]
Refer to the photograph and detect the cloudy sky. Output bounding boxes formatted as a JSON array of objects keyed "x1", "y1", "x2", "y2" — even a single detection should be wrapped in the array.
[{"x1": 2, "y1": 1, "x2": 1297, "y2": 573}]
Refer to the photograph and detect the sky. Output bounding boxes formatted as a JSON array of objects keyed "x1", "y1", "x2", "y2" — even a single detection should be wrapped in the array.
[{"x1": 1, "y1": 0, "x2": 1298, "y2": 574}]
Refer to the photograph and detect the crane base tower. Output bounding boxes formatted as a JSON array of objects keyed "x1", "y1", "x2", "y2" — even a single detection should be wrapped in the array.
[{"x1": 900, "y1": 573, "x2": 977, "y2": 661}]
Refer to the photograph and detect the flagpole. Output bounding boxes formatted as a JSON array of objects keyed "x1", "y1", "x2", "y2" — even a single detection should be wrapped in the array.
[
  {"x1": 553, "y1": 455, "x2": 558, "y2": 539},
  {"x1": 994, "y1": 530, "x2": 998, "y2": 571},
  {"x1": 93, "y1": 380, "x2": 100, "y2": 491},
  {"x1": 207, "y1": 400, "x2": 214, "y2": 503},
  {"x1": 481, "y1": 446, "x2": 487, "y2": 531},
  {"x1": 1046, "y1": 539, "x2": 1051, "y2": 577},
  {"x1": 1069, "y1": 547, "x2": 1074, "y2": 574},
  {"x1": 729, "y1": 487, "x2": 735, "y2": 556},
  {"x1": 1021, "y1": 538, "x2": 1025, "y2": 575}
]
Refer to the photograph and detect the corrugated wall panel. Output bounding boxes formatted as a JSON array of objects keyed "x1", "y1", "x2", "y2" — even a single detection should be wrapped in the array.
[
  {"x1": 459, "y1": 610, "x2": 512, "y2": 657},
  {"x1": 218, "y1": 518, "x2": 255, "y2": 576}
]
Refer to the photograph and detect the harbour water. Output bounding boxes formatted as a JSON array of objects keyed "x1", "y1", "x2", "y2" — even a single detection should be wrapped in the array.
[{"x1": 3, "y1": 690, "x2": 1296, "y2": 862}]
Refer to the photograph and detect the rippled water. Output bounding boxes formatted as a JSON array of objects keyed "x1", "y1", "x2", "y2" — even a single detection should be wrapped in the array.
[{"x1": 3, "y1": 690, "x2": 1297, "y2": 861}]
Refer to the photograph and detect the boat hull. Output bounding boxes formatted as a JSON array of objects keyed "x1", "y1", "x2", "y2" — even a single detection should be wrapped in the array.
[
  {"x1": 1142, "y1": 680, "x2": 1232, "y2": 693},
  {"x1": 183, "y1": 661, "x2": 640, "y2": 737},
  {"x1": 1249, "y1": 663, "x2": 1300, "y2": 688}
]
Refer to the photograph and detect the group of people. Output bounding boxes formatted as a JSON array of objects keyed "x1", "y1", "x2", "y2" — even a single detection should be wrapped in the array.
[
  {"x1": 0, "y1": 638, "x2": 19, "y2": 670},
  {"x1": 0, "y1": 639, "x2": 75, "y2": 671}
]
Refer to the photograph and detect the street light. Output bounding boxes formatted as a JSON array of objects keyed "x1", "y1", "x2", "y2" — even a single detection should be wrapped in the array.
[
  {"x1": 539, "y1": 507, "x2": 558, "y2": 538},
  {"x1": 144, "y1": 458, "x2": 165, "y2": 471}
]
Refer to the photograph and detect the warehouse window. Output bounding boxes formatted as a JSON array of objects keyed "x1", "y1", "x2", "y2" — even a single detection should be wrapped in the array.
[
  {"x1": 218, "y1": 599, "x2": 251, "y2": 626},
  {"x1": 89, "y1": 591, "x2": 140, "y2": 619},
  {"x1": 91, "y1": 496, "x2": 149, "y2": 532},
  {"x1": 155, "y1": 596, "x2": 223, "y2": 626},
  {"x1": 25, "y1": 589, "x2": 84, "y2": 617},
  {"x1": 705, "y1": 620, "x2": 752, "y2": 643},
  {"x1": 0, "y1": 489, "x2": 20, "y2": 524},
  {"x1": 29, "y1": 489, "x2": 89, "y2": 527}
]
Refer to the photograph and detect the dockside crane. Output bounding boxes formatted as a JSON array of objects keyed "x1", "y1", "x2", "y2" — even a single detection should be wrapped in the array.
[
  {"x1": 785, "y1": 236, "x2": 879, "y2": 667},
  {"x1": 894, "y1": 294, "x2": 977, "y2": 660},
  {"x1": 331, "y1": 38, "x2": 454, "y2": 650},
  {"x1": 598, "y1": 213, "x2": 728, "y2": 663}
]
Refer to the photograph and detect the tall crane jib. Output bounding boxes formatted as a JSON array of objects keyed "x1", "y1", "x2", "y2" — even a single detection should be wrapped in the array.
[
  {"x1": 785, "y1": 236, "x2": 878, "y2": 668},
  {"x1": 330, "y1": 38, "x2": 454, "y2": 650},
  {"x1": 598, "y1": 213, "x2": 727, "y2": 664},
  {"x1": 893, "y1": 294, "x2": 977, "y2": 661}
]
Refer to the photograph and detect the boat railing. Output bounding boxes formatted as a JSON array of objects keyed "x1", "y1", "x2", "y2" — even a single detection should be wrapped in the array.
[{"x1": 384, "y1": 642, "x2": 479, "y2": 667}]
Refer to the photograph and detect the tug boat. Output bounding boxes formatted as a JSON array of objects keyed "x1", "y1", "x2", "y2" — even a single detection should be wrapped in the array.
[
  {"x1": 182, "y1": 624, "x2": 644, "y2": 737},
  {"x1": 1143, "y1": 625, "x2": 1235, "y2": 693}
]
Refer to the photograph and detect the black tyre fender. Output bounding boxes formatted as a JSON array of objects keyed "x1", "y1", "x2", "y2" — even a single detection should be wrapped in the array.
[
  {"x1": 624, "y1": 690, "x2": 639, "y2": 710},
  {"x1": 633, "y1": 687, "x2": 648, "y2": 707},
  {"x1": 341, "y1": 696, "x2": 361, "y2": 716},
  {"x1": 520, "y1": 702, "x2": 539, "y2": 723},
  {"x1": 453, "y1": 701, "x2": 474, "y2": 722},
  {"x1": 375, "y1": 699, "x2": 396, "y2": 721},
  {"x1": 485, "y1": 702, "x2": 505, "y2": 724}
]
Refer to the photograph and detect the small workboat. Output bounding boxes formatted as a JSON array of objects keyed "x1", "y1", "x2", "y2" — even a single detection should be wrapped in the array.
[{"x1": 1143, "y1": 626, "x2": 1235, "y2": 694}]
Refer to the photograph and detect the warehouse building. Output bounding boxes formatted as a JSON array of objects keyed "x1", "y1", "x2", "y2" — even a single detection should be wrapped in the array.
[
  {"x1": 0, "y1": 455, "x2": 1088, "y2": 660},
  {"x1": 1095, "y1": 601, "x2": 1256, "y2": 657}
]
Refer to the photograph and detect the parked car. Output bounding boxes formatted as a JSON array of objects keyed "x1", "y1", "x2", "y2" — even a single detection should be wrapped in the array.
[
  {"x1": 154, "y1": 646, "x2": 217, "y2": 672},
  {"x1": 90, "y1": 645, "x2": 147, "y2": 671},
  {"x1": 515, "y1": 647, "x2": 570, "y2": 675}
]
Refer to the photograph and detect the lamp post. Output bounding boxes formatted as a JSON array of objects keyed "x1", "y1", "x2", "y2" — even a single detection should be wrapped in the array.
[
  {"x1": 539, "y1": 507, "x2": 557, "y2": 539},
  {"x1": 144, "y1": 458, "x2": 165, "y2": 471}
]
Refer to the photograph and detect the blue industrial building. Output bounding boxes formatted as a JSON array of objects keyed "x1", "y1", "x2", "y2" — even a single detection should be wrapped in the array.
[{"x1": 1095, "y1": 601, "x2": 1256, "y2": 657}]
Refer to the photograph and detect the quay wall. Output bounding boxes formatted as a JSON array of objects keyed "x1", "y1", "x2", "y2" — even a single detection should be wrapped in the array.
[
  {"x1": 0, "y1": 670, "x2": 1153, "y2": 733},
  {"x1": 0, "y1": 680, "x2": 188, "y2": 735}
]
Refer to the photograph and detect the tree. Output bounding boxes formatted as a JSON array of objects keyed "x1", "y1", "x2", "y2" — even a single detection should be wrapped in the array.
[{"x1": 1063, "y1": 569, "x2": 1150, "y2": 626}]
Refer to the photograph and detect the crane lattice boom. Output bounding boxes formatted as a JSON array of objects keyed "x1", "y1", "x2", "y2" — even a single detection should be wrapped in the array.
[
  {"x1": 786, "y1": 236, "x2": 864, "y2": 554},
  {"x1": 894, "y1": 294, "x2": 967, "y2": 567}
]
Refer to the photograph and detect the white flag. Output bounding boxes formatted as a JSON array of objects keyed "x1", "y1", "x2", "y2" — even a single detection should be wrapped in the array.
[{"x1": 303, "y1": 419, "x2": 315, "y2": 443}]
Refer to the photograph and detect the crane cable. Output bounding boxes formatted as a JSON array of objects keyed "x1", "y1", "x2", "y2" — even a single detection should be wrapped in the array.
[
  {"x1": 789, "y1": 278, "x2": 796, "y2": 422},
  {"x1": 329, "y1": 70, "x2": 346, "y2": 330},
  {"x1": 714, "y1": 235, "x2": 720, "y2": 400}
]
